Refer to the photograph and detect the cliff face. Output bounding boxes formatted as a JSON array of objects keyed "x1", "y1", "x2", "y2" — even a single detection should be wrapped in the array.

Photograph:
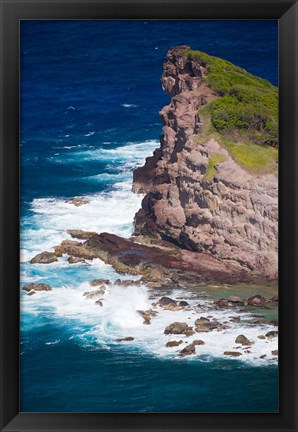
[{"x1": 133, "y1": 46, "x2": 278, "y2": 281}]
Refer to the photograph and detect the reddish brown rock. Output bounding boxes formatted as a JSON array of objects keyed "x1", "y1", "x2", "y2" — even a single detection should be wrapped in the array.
[
  {"x1": 247, "y1": 295, "x2": 266, "y2": 307},
  {"x1": 132, "y1": 46, "x2": 278, "y2": 281},
  {"x1": 30, "y1": 251, "x2": 58, "y2": 264}
]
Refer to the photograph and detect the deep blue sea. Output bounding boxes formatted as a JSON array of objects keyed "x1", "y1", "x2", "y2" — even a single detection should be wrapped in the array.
[{"x1": 20, "y1": 20, "x2": 278, "y2": 413}]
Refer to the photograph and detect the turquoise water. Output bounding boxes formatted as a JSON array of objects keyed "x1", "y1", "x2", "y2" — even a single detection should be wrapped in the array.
[{"x1": 20, "y1": 20, "x2": 278, "y2": 412}]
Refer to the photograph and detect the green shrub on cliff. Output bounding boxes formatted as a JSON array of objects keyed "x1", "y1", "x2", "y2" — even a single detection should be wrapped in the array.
[{"x1": 183, "y1": 49, "x2": 278, "y2": 147}]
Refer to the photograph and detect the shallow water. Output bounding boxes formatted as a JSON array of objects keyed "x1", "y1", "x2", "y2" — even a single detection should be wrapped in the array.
[{"x1": 20, "y1": 20, "x2": 278, "y2": 412}]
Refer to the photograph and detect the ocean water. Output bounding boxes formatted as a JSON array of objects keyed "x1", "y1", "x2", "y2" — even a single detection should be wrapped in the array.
[{"x1": 20, "y1": 20, "x2": 278, "y2": 412}]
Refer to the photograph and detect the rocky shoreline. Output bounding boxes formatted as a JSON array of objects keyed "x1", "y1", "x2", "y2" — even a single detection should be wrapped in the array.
[
  {"x1": 22, "y1": 271, "x2": 278, "y2": 361},
  {"x1": 23, "y1": 47, "x2": 278, "y2": 361}
]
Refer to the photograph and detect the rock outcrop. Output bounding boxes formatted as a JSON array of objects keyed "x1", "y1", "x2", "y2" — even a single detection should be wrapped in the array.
[{"x1": 133, "y1": 46, "x2": 278, "y2": 281}]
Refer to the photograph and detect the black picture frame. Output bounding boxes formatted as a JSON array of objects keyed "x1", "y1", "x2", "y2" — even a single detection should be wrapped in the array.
[{"x1": 0, "y1": 0, "x2": 297, "y2": 431}]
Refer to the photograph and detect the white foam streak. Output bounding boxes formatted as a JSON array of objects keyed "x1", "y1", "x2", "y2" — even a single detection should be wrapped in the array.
[{"x1": 21, "y1": 284, "x2": 278, "y2": 366}]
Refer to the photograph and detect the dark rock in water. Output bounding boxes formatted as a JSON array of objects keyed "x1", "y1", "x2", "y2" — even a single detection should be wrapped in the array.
[
  {"x1": 115, "y1": 337, "x2": 134, "y2": 342},
  {"x1": 164, "y1": 322, "x2": 189, "y2": 335},
  {"x1": 90, "y1": 278, "x2": 110, "y2": 286},
  {"x1": 224, "y1": 351, "x2": 242, "y2": 357},
  {"x1": 271, "y1": 295, "x2": 278, "y2": 302},
  {"x1": 95, "y1": 300, "x2": 103, "y2": 306},
  {"x1": 180, "y1": 343, "x2": 196, "y2": 356},
  {"x1": 27, "y1": 290, "x2": 36, "y2": 296},
  {"x1": 178, "y1": 300, "x2": 189, "y2": 307},
  {"x1": 67, "y1": 229, "x2": 97, "y2": 240},
  {"x1": 214, "y1": 298, "x2": 229, "y2": 308},
  {"x1": 247, "y1": 295, "x2": 266, "y2": 307},
  {"x1": 258, "y1": 335, "x2": 266, "y2": 340},
  {"x1": 228, "y1": 296, "x2": 244, "y2": 305},
  {"x1": 193, "y1": 339, "x2": 205, "y2": 345},
  {"x1": 265, "y1": 330, "x2": 278, "y2": 340},
  {"x1": 22, "y1": 283, "x2": 52, "y2": 292},
  {"x1": 30, "y1": 251, "x2": 58, "y2": 264},
  {"x1": 260, "y1": 354, "x2": 267, "y2": 359},
  {"x1": 272, "y1": 350, "x2": 278, "y2": 356},
  {"x1": 166, "y1": 340, "x2": 183, "y2": 347},
  {"x1": 195, "y1": 317, "x2": 224, "y2": 332},
  {"x1": 158, "y1": 297, "x2": 176, "y2": 306},
  {"x1": 67, "y1": 256, "x2": 85, "y2": 264},
  {"x1": 235, "y1": 335, "x2": 251, "y2": 345}
]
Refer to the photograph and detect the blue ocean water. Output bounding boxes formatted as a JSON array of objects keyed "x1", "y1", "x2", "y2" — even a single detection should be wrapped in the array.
[{"x1": 20, "y1": 20, "x2": 278, "y2": 412}]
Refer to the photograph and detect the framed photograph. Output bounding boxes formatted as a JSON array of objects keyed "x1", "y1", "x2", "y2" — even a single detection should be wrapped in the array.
[{"x1": 0, "y1": 0, "x2": 297, "y2": 431}]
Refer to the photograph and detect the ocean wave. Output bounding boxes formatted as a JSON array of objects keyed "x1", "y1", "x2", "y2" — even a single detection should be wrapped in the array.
[
  {"x1": 47, "y1": 140, "x2": 158, "y2": 166},
  {"x1": 121, "y1": 103, "x2": 138, "y2": 108},
  {"x1": 21, "y1": 283, "x2": 278, "y2": 366}
]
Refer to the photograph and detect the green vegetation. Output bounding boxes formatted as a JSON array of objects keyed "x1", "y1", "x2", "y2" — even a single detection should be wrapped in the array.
[
  {"x1": 204, "y1": 155, "x2": 227, "y2": 180},
  {"x1": 182, "y1": 49, "x2": 278, "y2": 173},
  {"x1": 223, "y1": 139, "x2": 278, "y2": 171}
]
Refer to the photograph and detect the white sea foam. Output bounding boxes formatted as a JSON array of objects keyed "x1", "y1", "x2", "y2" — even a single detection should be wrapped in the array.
[
  {"x1": 121, "y1": 103, "x2": 138, "y2": 108},
  {"x1": 48, "y1": 140, "x2": 158, "y2": 167},
  {"x1": 21, "y1": 283, "x2": 278, "y2": 366},
  {"x1": 21, "y1": 136, "x2": 278, "y2": 366}
]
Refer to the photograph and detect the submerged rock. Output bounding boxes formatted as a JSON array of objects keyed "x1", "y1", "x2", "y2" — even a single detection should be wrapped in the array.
[
  {"x1": 272, "y1": 350, "x2": 278, "y2": 356},
  {"x1": 30, "y1": 251, "x2": 58, "y2": 264}
]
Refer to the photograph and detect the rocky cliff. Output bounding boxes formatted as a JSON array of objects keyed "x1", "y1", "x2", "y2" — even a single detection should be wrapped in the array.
[{"x1": 133, "y1": 46, "x2": 278, "y2": 281}]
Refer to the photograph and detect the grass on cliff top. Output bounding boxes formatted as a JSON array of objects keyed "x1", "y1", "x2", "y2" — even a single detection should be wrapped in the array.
[{"x1": 182, "y1": 49, "x2": 278, "y2": 173}]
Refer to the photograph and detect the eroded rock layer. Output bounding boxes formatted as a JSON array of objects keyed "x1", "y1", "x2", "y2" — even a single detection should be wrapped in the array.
[{"x1": 133, "y1": 46, "x2": 278, "y2": 280}]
